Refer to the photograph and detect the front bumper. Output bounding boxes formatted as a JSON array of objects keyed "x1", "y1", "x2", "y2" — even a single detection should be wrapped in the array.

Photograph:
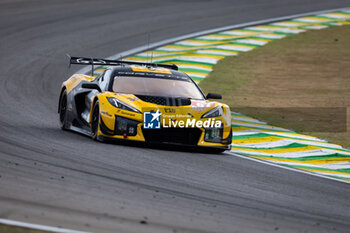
[{"x1": 98, "y1": 113, "x2": 231, "y2": 150}]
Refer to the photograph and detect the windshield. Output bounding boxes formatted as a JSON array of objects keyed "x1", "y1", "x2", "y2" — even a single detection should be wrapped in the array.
[{"x1": 112, "y1": 76, "x2": 205, "y2": 99}]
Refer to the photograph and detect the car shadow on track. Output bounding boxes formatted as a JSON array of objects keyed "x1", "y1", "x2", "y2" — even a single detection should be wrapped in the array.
[
  {"x1": 102, "y1": 138, "x2": 229, "y2": 155},
  {"x1": 50, "y1": 126, "x2": 230, "y2": 155}
]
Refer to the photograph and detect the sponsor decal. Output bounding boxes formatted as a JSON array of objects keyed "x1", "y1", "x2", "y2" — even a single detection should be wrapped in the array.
[
  {"x1": 164, "y1": 108, "x2": 176, "y2": 113},
  {"x1": 130, "y1": 65, "x2": 172, "y2": 74},
  {"x1": 127, "y1": 97, "x2": 139, "y2": 101},
  {"x1": 121, "y1": 111, "x2": 135, "y2": 117},
  {"x1": 76, "y1": 58, "x2": 108, "y2": 65},
  {"x1": 143, "y1": 108, "x2": 221, "y2": 129},
  {"x1": 101, "y1": 111, "x2": 112, "y2": 117},
  {"x1": 143, "y1": 110, "x2": 161, "y2": 129},
  {"x1": 191, "y1": 100, "x2": 215, "y2": 111},
  {"x1": 163, "y1": 118, "x2": 221, "y2": 128}
]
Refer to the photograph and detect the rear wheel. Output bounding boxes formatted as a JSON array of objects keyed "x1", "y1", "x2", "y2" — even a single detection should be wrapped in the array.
[
  {"x1": 91, "y1": 100, "x2": 101, "y2": 140},
  {"x1": 59, "y1": 90, "x2": 68, "y2": 130}
]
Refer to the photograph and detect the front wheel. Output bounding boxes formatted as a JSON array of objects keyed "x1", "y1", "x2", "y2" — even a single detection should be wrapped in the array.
[{"x1": 91, "y1": 100, "x2": 102, "y2": 141}]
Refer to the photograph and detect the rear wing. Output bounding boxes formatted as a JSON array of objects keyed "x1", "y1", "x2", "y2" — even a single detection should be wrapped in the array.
[{"x1": 68, "y1": 56, "x2": 178, "y2": 76}]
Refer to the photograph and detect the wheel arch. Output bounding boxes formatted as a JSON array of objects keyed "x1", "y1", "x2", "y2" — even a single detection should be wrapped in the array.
[{"x1": 58, "y1": 86, "x2": 67, "y2": 113}]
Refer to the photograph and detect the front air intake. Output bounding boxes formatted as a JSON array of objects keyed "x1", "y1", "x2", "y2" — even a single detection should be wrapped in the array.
[{"x1": 136, "y1": 95, "x2": 191, "y2": 106}]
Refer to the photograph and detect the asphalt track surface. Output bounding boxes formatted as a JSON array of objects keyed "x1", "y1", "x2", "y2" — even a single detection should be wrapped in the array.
[{"x1": 1, "y1": 1, "x2": 350, "y2": 233}]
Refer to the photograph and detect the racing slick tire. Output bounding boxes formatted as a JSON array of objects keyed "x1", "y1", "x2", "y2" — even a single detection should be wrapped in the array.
[
  {"x1": 59, "y1": 89, "x2": 68, "y2": 130},
  {"x1": 91, "y1": 100, "x2": 104, "y2": 142}
]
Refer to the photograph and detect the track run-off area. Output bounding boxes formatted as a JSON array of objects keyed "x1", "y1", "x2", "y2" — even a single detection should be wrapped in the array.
[{"x1": 1, "y1": 1, "x2": 350, "y2": 233}]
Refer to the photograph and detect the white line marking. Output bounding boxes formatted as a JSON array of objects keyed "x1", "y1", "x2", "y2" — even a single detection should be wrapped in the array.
[
  {"x1": 226, "y1": 151, "x2": 350, "y2": 185},
  {"x1": 230, "y1": 148, "x2": 350, "y2": 157},
  {"x1": 266, "y1": 160, "x2": 350, "y2": 170},
  {"x1": 319, "y1": 13, "x2": 350, "y2": 19},
  {"x1": 216, "y1": 45, "x2": 254, "y2": 51},
  {"x1": 0, "y1": 219, "x2": 91, "y2": 233},
  {"x1": 234, "y1": 39, "x2": 269, "y2": 45},
  {"x1": 257, "y1": 34, "x2": 286, "y2": 39},
  {"x1": 245, "y1": 26, "x2": 305, "y2": 33}
]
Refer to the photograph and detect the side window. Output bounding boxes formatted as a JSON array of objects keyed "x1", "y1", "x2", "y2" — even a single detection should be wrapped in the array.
[{"x1": 98, "y1": 69, "x2": 112, "y2": 91}]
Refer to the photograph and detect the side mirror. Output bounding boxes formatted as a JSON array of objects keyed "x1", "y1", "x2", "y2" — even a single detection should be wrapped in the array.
[
  {"x1": 82, "y1": 83, "x2": 101, "y2": 92},
  {"x1": 206, "y1": 93, "x2": 222, "y2": 99}
]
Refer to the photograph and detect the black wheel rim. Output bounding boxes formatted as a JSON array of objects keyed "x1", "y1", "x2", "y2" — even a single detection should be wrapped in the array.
[
  {"x1": 59, "y1": 94, "x2": 67, "y2": 124},
  {"x1": 91, "y1": 104, "x2": 99, "y2": 135}
]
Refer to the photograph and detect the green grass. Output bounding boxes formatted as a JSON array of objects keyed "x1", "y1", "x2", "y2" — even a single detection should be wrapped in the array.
[{"x1": 199, "y1": 25, "x2": 350, "y2": 147}]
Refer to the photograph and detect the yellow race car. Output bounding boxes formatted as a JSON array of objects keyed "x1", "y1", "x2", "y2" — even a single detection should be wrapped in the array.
[{"x1": 58, "y1": 57, "x2": 232, "y2": 151}]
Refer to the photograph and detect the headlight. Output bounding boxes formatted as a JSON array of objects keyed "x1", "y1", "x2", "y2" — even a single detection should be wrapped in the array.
[
  {"x1": 201, "y1": 106, "x2": 223, "y2": 118},
  {"x1": 107, "y1": 97, "x2": 141, "y2": 113}
]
